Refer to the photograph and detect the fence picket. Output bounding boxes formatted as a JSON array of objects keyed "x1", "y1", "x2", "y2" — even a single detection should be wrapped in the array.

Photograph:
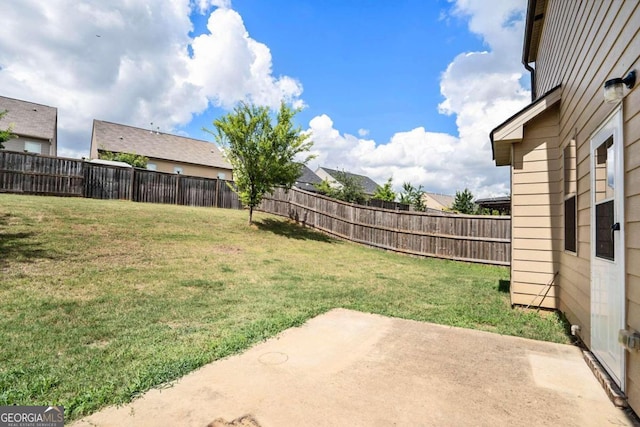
[
  {"x1": 0, "y1": 150, "x2": 242, "y2": 210},
  {"x1": 259, "y1": 187, "x2": 511, "y2": 266}
]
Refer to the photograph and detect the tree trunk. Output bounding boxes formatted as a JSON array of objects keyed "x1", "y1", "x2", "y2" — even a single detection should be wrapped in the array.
[{"x1": 249, "y1": 205, "x2": 253, "y2": 224}]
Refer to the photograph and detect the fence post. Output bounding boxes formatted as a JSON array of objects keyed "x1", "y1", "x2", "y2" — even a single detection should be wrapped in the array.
[
  {"x1": 349, "y1": 202, "x2": 355, "y2": 240},
  {"x1": 215, "y1": 178, "x2": 220, "y2": 208},
  {"x1": 129, "y1": 168, "x2": 135, "y2": 201},
  {"x1": 82, "y1": 160, "x2": 88, "y2": 198},
  {"x1": 394, "y1": 210, "x2": 400, "y2": 250},
  {"x1": 175, "y1": 174, "x2": 180, "y2": 204},
  {"x1": 79, "y1": 160, "x2": 85, "y2": 197}
]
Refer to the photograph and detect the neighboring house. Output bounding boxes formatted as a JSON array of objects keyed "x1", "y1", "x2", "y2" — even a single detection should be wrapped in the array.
[
  {"x1": 0, "y1": 95, "x2": 57, "y2": 156},
  {"x1": 422, "y1": 192, "x2": 454, "y2": 211},
  {"x1": 315, "y1": 167, "x2": 379, "y2": 196},
  {"x1": 475, "y1": 196, "x2": 511, "y2": 215},
  {"x1": 90, "y1": 120, "x2": 232, "y2": 179},
  {"x1": 294, "y1": 164, "x2": 323, "y2": 193},
  {"x1": 490, "y1": 0, "x2": 639, "y2": 410}
]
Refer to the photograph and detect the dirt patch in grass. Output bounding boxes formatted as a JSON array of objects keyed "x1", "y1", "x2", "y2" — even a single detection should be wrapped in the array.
[
  {"x1": 514, "y1": 305, "x2": 558, "y2": 317},
  {"x1": 210, "y1": 245, "x2": 243, "y2": 254},
  {"x1": 86, "y1": 340, "x2": 111, "y2": 349}
]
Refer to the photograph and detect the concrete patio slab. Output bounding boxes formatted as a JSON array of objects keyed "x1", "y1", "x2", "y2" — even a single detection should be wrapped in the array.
[{"x1": 71, "y1": 309, "x2": 635, "y2": 427}]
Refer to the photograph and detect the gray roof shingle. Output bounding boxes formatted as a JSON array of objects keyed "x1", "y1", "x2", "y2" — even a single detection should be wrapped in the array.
[
  {"x1": 294, "y1": 164, "x2": 323, "y2": 192},
  {"x1": 0, "y1": 95, "x2": 57, "y2": 140},
  {"x1": 92, "y1": 120, "x2": 231, "y2": 169},
  {"x1": 318, "y1": 167, "x2": 380, "y2": 195},
  {"x1": 297, "y1": 164, "x2": 323, "y2": 185}
]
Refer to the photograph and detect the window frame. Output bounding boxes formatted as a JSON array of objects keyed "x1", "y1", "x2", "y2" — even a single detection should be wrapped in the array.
[
  {"x1": 24, "y1": 140, "x2": 42, "y2": 154},
  {"x1": 563, "y1": 140, "x2": 578, "y2": 254}
]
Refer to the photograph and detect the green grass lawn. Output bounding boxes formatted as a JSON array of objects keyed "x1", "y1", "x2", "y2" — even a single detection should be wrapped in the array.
[{"x1": 0, "y1": 194, "x2": 569, "y2": 419}]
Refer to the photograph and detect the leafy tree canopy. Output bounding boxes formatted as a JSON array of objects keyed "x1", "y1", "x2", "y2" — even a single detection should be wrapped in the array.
[
  {"x1": 314, "y1": 179, "x2": 334, "y2": 196},
  {"x1": 0, "y1": 110, "x2": 16, "y2": 150},
  {"x1": 372, "y1": 177, "x2": 396, "y2": 202},
  {"x1": 99, "y1": 150, "x2": 149, "y2": 168},
  {"x1": 314, "y1": 170, "x2": 367, "y2": 204},
  {"x1": 398, "y1": 182, "x2": 425, "y2": 211},
  {"x1": 451, "y1": 188, "x2": 477, "y2": 214},
  {"x1": 210, "y1": 101, "x2": 313, "y2": 224}
]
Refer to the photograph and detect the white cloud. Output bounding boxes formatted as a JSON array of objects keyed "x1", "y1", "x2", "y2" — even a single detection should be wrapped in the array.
[
  {"x1": 188, "y1": 7, "x2": 303, "y2": 110},
  {"x1": 357, "y1": 128, "x2": 370, "y2": 137},
  {"x1": 0, "y1": 0, "x2": 302, "y2": 156},
  {"x1": 195, "y1": 0, "x2": 231, "y2": 13},
  {"x1": 306, "y1": 0, "x2": 529, "y2": 198},
  {"x1": 306, "y1": 114, "x2": 501, "y2": 197},
  {"x1": 450, "y1": 0, "x2": 526, "y2": 57}
]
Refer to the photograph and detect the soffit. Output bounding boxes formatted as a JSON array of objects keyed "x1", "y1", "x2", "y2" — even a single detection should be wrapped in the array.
[{"x1": 490, "y1": 85, "x2": 561, "y2": 166}]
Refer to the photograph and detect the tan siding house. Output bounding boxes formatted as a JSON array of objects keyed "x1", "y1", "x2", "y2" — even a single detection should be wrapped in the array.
[
  {"x1": 0, "y1": 95, "x2": 57, "y2": 156},
  {"x1": 491, "y1": 0, "x2": 640, "y2": 412},
  {"x1": 90, "y1": 120, "x2": 232, "y2": 180},
  {"x1": 422, "y1": 192, "x2": 454, "y2": 211}
]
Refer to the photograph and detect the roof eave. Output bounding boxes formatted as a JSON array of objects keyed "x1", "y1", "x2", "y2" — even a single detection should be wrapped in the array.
[
  {"x1": 96, "y1": 148, "x2": 232, "y2": 170},
  {"x1": 11, "y1": 132, "x2": 54, "y2": 142},
  {"x1": 490, "y1": 84, "x2": 561, "y2": 166},
  {"x1": 522, "y1": 0, "x2": 547, "y2": 65}
]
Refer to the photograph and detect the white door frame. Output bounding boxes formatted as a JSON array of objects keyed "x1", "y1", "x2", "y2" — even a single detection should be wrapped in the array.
[{"x1": 590, "y1": 105, "x2": 626, "y2": 390}]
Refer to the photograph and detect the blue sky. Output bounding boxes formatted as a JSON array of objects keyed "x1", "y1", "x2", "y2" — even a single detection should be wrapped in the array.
[
  {"x1": 183, "y1": 0, "x2": 484, "y2": 143},
  {"x1": 0, "y1": 0, "x2": 530, "y2": 197}
]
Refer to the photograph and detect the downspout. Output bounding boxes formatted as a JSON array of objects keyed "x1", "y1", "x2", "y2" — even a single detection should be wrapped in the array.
[
  {"x1": 522, "y1": 0, "x2": 539, "y2": 101},
  {"x1": 524, "y1": 61, "x2": 536, "y2": 101}
]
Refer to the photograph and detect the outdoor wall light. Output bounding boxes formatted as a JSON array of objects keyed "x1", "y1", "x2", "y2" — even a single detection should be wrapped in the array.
[{"x1": 604, "y1": 70, "x2": 636, "y2": 103}]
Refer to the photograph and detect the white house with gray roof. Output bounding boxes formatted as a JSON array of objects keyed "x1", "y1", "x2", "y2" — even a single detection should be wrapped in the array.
[
  {"x1": 315, "y1": 167, "x2": 380, "y2": 196},
  {"x1": 0, "y1": 95, "x2": 57, "y2": 156},
  {"x1": 90, "y1": 120, "x2": 232, "y2": 180},
  {"x1": 294, "y1": 164, "x2": 323, "y2": 193}
]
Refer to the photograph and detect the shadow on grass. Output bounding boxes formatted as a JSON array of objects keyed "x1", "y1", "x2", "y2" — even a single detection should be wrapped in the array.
[
  {"x1": 498, "y1": 279, "x2": 510, "y2": 293},
  {"x1": 0, "y1": 213, "x2": 57, "y2": 268},
  {"x1": 255, "y1": 218, "x2": 335, "y2": 243}
]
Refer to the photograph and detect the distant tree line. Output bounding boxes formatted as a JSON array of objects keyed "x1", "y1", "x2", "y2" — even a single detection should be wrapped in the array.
[{"x1": 315, "y1": 177, "x2": 501, "y2": 216}]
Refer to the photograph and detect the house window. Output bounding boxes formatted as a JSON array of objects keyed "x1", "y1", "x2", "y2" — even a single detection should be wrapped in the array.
[
  {"x1": 24, "y1": 141, "x2": 42, "y2": 154},
  {"x1": 147, "y1": 163, "x2": 157, "y2": 171},
  {"x1": 217, "y1": 172, "x2": 226, "y2": 180},
  {"x1": 594, "y1": 136, "x2": 615, "y2": 260},
  {"x1": 173, "y1": 166, "x2": 183, "y2": 174},
  {"x1": 564, "y1": 140, "x2": 577, "y2": 253}
]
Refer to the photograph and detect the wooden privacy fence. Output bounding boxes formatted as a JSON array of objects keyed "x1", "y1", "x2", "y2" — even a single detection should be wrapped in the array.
[
  {"x1": 0, "y1": 151, "x2": 85, "y2": 196},
  {"x1": 0, "y1": 150, "x2": 241, "y2": 209},
  {"x1": 259, "y1": 187, "x2": 511, "y2": 266}
]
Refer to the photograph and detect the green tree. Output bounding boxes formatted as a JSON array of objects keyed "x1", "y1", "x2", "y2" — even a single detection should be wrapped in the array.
[
  {"x1": 0, "y1": 110, "x2": 16, "y2": 150},
  {"x1": 334, "y1": 171, "x2": 367, "y2": 204},
  {"x1": 398, "y1": 182, "x2": 425, "y2": 211},
  {"x1": 314, "y1": 171, "x2": 367, "y2": 204},
  {"x1": 314, "y1": 178, "x2": 334, "y2": 196},
  {"x1": 372, "y1": 177, "x2": 396, "y2": 202},
  {"x1": 209, "y1": 102, "x2": 313, "y2": 224},
  {"x1": 451, "y1": 188, "x2": 477, "y2": 214},
  {"x1": 98, "y1": 150, "x2": 149, "y2": 168}
]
